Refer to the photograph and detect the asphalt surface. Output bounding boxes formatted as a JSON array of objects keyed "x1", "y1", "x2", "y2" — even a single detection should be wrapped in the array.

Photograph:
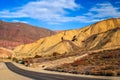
[{"x1": 5, "y1": 62, "x2": 107, "y2": 80}]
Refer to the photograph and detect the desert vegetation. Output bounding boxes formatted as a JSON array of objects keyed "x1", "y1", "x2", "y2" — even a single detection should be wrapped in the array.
[{"x1": 45, "y1": 48, "x2": 120, "y2": 76}]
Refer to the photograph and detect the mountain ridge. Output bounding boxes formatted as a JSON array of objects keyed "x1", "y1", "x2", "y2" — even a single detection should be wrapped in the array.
[{"x1": 14, "y1": 18, "x2": 120, "y2": 58}]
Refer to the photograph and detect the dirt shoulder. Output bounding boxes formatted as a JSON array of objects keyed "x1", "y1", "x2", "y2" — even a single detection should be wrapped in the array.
[{"x1": 0, "y1": 62, "x2": 32, "y2": 80}]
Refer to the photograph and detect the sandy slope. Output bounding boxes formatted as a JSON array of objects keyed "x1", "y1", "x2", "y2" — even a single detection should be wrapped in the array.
[{"x1": 0, "y1": 62, "x2": 32, "y2": 80}]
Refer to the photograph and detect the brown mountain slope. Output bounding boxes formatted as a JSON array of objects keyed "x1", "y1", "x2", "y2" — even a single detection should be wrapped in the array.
[
  {"x1": 14, "y1": 18, "x2": 120, "y2": 58},
  {"x1": 0, "y1": 21, "x2": 55, "y2": 49}
]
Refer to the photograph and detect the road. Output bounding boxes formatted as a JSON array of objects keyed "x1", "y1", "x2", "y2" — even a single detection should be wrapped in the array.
[
  {"x1": 5, "y1": 62, "x2": 107, "y2": 80},
  {"x1": 0, "y1": 62, "x2": 31, "y2": 80}
]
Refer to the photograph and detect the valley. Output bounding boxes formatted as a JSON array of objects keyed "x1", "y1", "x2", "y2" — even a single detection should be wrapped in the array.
[{"x1": 0, "y1": 18, "x2": 120, "y2": 79}]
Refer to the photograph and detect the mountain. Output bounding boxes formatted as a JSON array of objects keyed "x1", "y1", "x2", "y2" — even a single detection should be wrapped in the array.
[
  {"x1": 0, "y1": 21, "x2": 55, "y2": 49},
  {"x1": 14, "y1": 18, "x2": 120, "y2": 58}
]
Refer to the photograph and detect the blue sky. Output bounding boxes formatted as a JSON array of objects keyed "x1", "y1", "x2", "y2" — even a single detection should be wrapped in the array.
[{"x1": 0, "y1": 0, "x2": 120, "y2": 30}]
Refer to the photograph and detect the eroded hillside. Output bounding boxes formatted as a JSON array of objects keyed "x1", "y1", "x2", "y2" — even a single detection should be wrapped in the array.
[{"x1": 14, "y1": 18, "x2": 120, "y2": 58}]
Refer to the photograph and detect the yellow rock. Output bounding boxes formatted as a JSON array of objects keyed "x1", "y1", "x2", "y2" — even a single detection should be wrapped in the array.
[{"x1": 14, "y1": 18, "x2": 120, "y2": 58}]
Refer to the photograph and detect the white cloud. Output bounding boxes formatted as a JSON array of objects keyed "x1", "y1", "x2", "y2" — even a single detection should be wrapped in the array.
[
  {"x1": 0, "y1": 0, "x2": 81, "y2": 24},
  {"x1": 0, "y1": 1, "x2": 120, "y2": 24},
  {"x1": 85, "y1": 2, "x2": 120, "y2": 18},
  {"x1": 12, "y1": 20, "x2": 28, "y2": 23},
  {"x1": 0, "y1": 10, "x2": 28, "y2": 18}
]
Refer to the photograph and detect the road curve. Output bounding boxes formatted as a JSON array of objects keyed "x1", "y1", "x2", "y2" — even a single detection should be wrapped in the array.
[{"x1": 5, "y1": 62, "x2": 107, "y2": 80}]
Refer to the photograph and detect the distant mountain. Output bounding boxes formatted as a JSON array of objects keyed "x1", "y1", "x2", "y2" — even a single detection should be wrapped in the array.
[
  {"x1": 14, "y1": 18, "x2": 120, "y2": 58},
  {"x1": 0, "y1": 21, "x2": 55, "y2": 49},
  {"x1": 54, "y1": 30, "x2": 63, "y2": 33}
]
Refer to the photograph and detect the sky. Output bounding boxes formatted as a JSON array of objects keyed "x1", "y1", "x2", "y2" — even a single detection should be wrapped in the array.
[{"x1": 0, "y1": 0, "x2": 120, "y2": 30}]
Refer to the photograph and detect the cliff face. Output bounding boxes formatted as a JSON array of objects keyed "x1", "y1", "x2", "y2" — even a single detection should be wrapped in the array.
[
  {"x1": 0, "y1": 21, "x2": 55, "y2": 49},
  {"x1": 14, "y1": 18, "x2": 120, "y2": 58}
]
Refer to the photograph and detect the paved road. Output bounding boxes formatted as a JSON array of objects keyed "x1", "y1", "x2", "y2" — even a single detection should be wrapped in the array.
[{"x1": 5, "y1": 62, "x2": 107, "y2": 80}]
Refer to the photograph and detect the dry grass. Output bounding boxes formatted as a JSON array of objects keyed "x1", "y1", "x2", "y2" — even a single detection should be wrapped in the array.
[{"x1": 46, "y1": 48, "x2": 120, "y2": 76}]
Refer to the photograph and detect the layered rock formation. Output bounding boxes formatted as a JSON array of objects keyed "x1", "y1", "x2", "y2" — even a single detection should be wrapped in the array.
[
  {"x1": 14, "y1": 18, "x2": 120, "y2": 58},
  {"x1": 0, "y1": 21, "x2": 55, "y2": 49}
]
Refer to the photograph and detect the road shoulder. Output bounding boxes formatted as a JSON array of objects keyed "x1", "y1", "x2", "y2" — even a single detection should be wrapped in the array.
[{"x1": 0, "y1": 62, "x2": 32, "y2": 80}]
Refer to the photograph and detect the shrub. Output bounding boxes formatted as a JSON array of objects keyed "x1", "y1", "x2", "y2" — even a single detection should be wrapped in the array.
[
  {"x1": 52, "y1": 52, "x2": 60, "y2": 56},
  {"x1": 34, "y1": 55, "x2": 42, "y2": 58},
  {"x1": 12, "y1": 57, "x2": 18, "y2": 62}
]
